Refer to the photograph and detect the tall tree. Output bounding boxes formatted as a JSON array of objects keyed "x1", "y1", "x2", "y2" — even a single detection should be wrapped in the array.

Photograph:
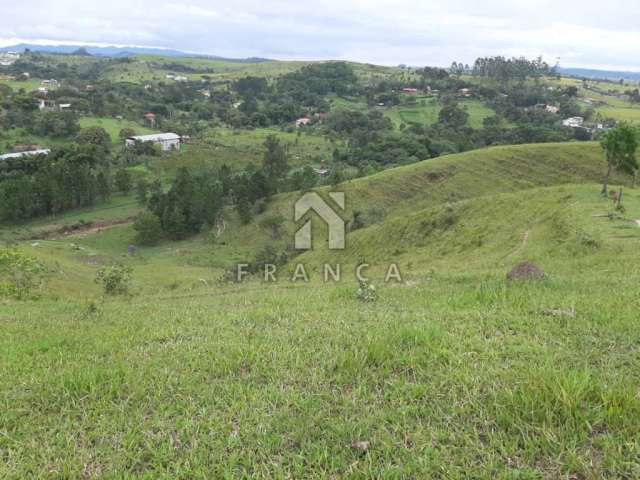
[
  {"x1": 600, "y1": 125, "x2": 639, "y2": 196},
  {"x1": 262, "y1": 135, "x2": 289, "y2": 187}
]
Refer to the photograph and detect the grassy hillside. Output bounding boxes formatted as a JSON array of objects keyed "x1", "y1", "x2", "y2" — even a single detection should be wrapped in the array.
[
  {"x1": 0, "y1": 141, "x2": 624, "y2": 298},
  {"x1": 3, "y1": 178, "x2": 640, "y2": 477},
  {"x1": 219, "y1": 142, "x2": 619, "y2": 255}
]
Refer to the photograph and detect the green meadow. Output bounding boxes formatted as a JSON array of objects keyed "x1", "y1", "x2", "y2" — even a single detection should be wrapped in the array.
[
  {"x1": 3, "y1": 141, "x2": 640, "y2": 477},
  {"x1": 78, "y1": 117, "x2": 157, "y2": 143}
]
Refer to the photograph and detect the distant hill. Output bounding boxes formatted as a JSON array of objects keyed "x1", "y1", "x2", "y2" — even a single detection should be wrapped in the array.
[
  {"x1": 0, "y1": 43, "x2": 272, "y2": 63},
  {"x1": 558, "y1": 67, "x2": 640, "y2": 83}
]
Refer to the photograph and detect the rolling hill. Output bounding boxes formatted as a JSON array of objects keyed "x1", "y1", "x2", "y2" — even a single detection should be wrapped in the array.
[{"x1": 2, "y1": 140, "x2": 640, "y2": 477}]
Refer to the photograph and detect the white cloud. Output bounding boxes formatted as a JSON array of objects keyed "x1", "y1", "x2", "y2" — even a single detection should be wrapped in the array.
[{"x1": 0, "y1": 0, "x2": 638, "y2": 71}]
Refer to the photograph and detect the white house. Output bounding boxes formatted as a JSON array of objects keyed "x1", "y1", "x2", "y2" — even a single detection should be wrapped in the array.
[
  {"x1": 295, "y1": 117, "x2": 311, "y2": 127},
  {"x1": 0, "y1": 149, "x2": 51, "y2": 161},
  {"x1": 562, "y1": 117, "x2": 584, "y2": 128},
  {"x1": 125, "y1": 133, "x2": 182, "y2": 151},
  {"x1": 545, "y1": 105, "x2": 560, "y2": 114}
]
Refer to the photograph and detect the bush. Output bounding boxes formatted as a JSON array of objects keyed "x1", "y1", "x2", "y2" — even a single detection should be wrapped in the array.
[
  {"x1": 95, "y1": 264, "x2": 132, "y2": 295},
  {"x1": 252, "y1": 245, "x2": 288, "y2": 273},
  {"x1": 0, "y1": 249, "x2": 44, "y2": 299},
  {"x1": 355, "y1": 280, "x2": 377, "y2": 302},
  {"x1": 134, "y1": 212, "x2": 163, "y2": 246}
]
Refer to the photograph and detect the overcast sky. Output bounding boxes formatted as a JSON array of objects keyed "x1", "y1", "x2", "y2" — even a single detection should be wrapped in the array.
[{"x1": 0, "y1": 0, "x2": 638, "y2": 71}]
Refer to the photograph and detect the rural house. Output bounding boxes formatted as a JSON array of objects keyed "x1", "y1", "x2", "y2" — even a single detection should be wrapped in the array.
[
  {"x1": 125, "y1": 133, "x2": 182, "y2": 151},
  {"x1": 562, "y1": 117, "x2": 584, "y2": 128}
]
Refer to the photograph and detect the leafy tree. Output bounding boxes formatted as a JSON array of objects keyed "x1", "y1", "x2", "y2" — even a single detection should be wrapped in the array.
[
  {"x1": 114, "y1": 169, "x2": 132, "y2": 194},
  {"x1": 234, "y1": 76, "x2": 268, "y2": 98},
  {"x1": 438, "y1": 103, "x2": 469, "y2": 128},
  {"x1": 262, "y1": 135, "x2": 289, "y2": 184},
  {"x1": 75, "y1": 126, "x2": 111, "y2": 152},
  {"x1": 30, "y1": 111, "x2": 80, "y2": 138},
  {"x1": 135, "y1": 178, "x2": 149, "y2": 206},
  {"x1": 600, "y1": 125, "x2": 639, "y2": 195},
  {"x1": 119, "y1": 127, "x2": 137, "y2": 142},
  {"x1": 133, "y1": 212, "x2": 163, "y2": 246}
]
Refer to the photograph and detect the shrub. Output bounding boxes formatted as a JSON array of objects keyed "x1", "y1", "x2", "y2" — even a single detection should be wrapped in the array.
[
  {"x1": 355, "y1": 280, "x2": 378, "y2": 302},
  {"x1": 252, "y1": 245, "x2": 288, "y2": 273},
  {"x1": 134, "y1": 212, "x2": 163, "y2": 246},
  {"x1": 0, "y1": 249, "x2": 44, "y2": 299},
  {"x1": 95, "y1": 264, "x2": 132, "y2": 295}
]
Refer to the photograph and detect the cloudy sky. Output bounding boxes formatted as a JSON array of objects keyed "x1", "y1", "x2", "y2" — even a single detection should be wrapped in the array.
[{"x1": 0, "y1": 0, "x2": 638, "y2": 71}]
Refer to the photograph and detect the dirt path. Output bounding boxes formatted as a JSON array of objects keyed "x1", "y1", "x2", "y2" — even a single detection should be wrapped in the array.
[
  {"x1": 507, "y1": 230, "x2": 530, "y2": 258},
  {"x1": 36, "y1": 218, "x2": 135, "y2": 240}
]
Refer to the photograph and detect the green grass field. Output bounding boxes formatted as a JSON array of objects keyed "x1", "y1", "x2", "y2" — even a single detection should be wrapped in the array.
[
  {"x1": 150, "y1": 127, "x2": 338, "y2": 176},
  {"x1": 385, "y1": 98, "x2": 495, "y2": 129},
  {"x1": 3, "y1": 136, "x2": 640, "y2": 477},
  {"x1": 0, "y1": 78, "x2": 42, "y2": 92},
  {"x1": 78, "y1": 117, "x2": 157, "y2": 143}
]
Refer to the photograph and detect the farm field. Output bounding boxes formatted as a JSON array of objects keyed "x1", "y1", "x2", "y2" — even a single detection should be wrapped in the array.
[{"x1": 385, "y1": 97, "x2": 495, "y2": 129}]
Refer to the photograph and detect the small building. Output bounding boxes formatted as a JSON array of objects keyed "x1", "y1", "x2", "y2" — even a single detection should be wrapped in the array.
[
  {"x1": 458, "y1": 88, "x2": 472, "y2": 97},
  {"x1": 41, "y1": 79, "x2": 59, "y2": 89},
  {"x1": 58, "y1": 103, "x2": 72, "y2": 110},
  {"x1": 295, "y1": 117, "x2": 311, "y2": 127},
  {"x1": 545, "y1": 105, "x2": 560, "y2": 114},
  {"x1": 0, "y1": 149, "x2": 51, "y2": 161},
  {"x1": 125, "y1": 133, "x2": 182, "y2": 152},
  {"x1": 143, "y1": 112, "x2": 157, "y2": 127},
  {"x1": 198, "y1": 89, "x2": 211, "y2": 98},
  {"x1": 402, "y1": 88, "x2": 419, "y2": 94},
  {"x1": 312, "y1": 167, "x2": 329, "y2": 176},
  {"x1": 38, "y1": 99, "x2": 56, "y2": 111},
  {"x1": 562, "y1": 117, "x2": 584, "y2": 128}
]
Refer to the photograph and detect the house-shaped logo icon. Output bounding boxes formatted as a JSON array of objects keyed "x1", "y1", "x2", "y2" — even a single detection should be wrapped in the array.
[{"x1": 294, "y1": 192, "x2": 345, "y2": 250}]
